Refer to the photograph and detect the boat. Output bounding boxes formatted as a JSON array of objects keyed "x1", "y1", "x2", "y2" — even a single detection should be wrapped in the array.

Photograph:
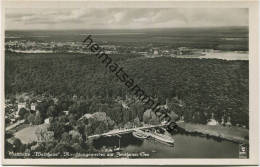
[
  {"x1": 132, "y1": 130, "x2": 150, "y2": 139},
  {"x1": 113, "y1": 147, "x2": 122, "y2": 152},
  {"x1": 161, "y1": 120, "x2": 168, "y2": 125},
  {"x1": 149, "y1": 128, "x2": 174, "y2": 145}
]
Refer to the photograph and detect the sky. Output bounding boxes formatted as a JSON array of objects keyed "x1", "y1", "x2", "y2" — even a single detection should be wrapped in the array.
[{"x1": 5, "y1": 8, "x2": 248, "y2": 30}]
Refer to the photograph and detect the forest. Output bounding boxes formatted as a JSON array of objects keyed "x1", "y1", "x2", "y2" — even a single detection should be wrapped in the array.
[{"x1": 5, "y1": 52, "x2": 249, "y2": 127}]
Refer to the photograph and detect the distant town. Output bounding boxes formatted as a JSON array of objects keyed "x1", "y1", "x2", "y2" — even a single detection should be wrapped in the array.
[{"x1": 6, "y1": 39, "x2": 248, "y2": 59}]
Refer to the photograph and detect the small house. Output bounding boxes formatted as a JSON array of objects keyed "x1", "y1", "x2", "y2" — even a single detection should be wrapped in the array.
[
  {"x1": 154, "y1": 49, "x2": 159, "y2": 55},
  {"x1": 207, "y1": 119, "x2": 219, "y2": 126},
  {"x1": 16, "y1": 102, "x2": 27, "y2": 118},
  {"x1": 30, "y1": 103, "x2": 37, "y2": 111},
  {"x1": 44, "y1": 118, "x2": 50, "y2": 124},
  {"x1": 10, "y1": 118, "x2": 16, "y2": 123},
  {"x1": 63, "y1": 110, "x2": 69, "y2": 115},
  {"x1": 17, "y1": 102, "x2": 26, "y2": 111}
]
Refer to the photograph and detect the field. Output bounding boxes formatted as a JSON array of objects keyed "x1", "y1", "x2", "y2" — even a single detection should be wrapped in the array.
[{"x1": 13, "y1": 124, "x2": 49, "y2": 144}]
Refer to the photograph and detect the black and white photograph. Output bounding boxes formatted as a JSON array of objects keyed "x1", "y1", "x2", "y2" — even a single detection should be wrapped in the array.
[{"x1": 1, "y1": 0, "x2": 259, "y2": 165}]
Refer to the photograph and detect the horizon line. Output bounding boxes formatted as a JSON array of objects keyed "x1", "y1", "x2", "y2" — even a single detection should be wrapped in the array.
[{"x1": 5, "y1": 26, "x2": 248, "y2": 31}]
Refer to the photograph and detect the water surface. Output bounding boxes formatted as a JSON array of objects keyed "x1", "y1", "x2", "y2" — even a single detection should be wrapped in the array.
[{"x1": 93, "y1": 132, "x2": 239, "y2": 158}]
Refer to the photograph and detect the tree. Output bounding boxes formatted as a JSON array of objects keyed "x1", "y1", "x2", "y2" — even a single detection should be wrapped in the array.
[
  {"x1": 47, "y1": 105, "x2": 58, "y2": 117},
  {"x1": 5, "y1": 141, "x2": 14, "y2": 158},
  {"x1": 60, "y1": 132, "x2": 71, "y2": 144},
  {"x1": 124, "y1": 122, "x2": 132, "y2": 129},
  {"x1": 85, "y1": 125, "x2": 93, "y2": 137},
  {"x1": 168, "y1": 111, "x2": 178, "y2": 122},
  {"x1": 50, "y1": 143, "x2": 75, "y2": 155},
  {"x1": 36, "y1": 101, "x2": 49, "y2": 118},
  {"x1": 143, "y1": 109, "x2": 152, "y2": 124},
  {"x1": 94, "y1": 121, "x2": 108, "y2": 134},
  {"x1": 48, "y1": 121, "x2": 66, "y2": 140},
  {"x1": 27, "y1": 113, "x2": 35, "y2": 125},
  {"x1": 108, "y1": 105, "x2": 123, "y2": 124},
  {"x1": 133, "y1": 117, "x2": 141, "y2": 127},
  {"x1": 13, "y1": 138, "x2": 23, "y2": 152},
  {"x1": 68, "y1": 103, "x2": 79, "y2": 114},
  {"x1": 18, "y1": 97, "x2": 25, "y2": 103},
  {"x1": 34, "y1": 111, "x2": 43, "y2": 125},
  {"x1": 18, "y1": 108, "x2": 27, "y2": 119},
  {"x1": 71, "y1": 143, "x2": 84, "y2": 153},
  {"x1": 36, "y1": 125, "x2": 54, "y2": 142},
  {"x1": 107, "y1": 117, "x2": 115, "y2": 129}
]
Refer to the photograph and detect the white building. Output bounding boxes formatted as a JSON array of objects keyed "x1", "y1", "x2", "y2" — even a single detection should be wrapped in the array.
[
  {"x1": 16, "y1": 102, "x2": 26, "y2": 117},
  {"x1": 30, "y1": 103, "x2": 37, "y2": 111},
  {"x1": 153, "y1": 49, "x2": 159, "y2": 55},
  {"x1": 17, "y1": 102, "x2": 26, "y2": 111},
  {"x1": 63, "y1": 110, "x2": 69, "y2": 115},
  {"x1": 207, "y1": 118, "x2": 219, "y2": 126},
  {"x1": 44, "y1": 118, "x2": 50, "y2": 124}
]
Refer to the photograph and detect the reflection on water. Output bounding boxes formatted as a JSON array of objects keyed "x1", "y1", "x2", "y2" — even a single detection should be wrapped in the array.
[
  {"x1": 93, "y1": 131, "x2": 239, "y2": 158},
  {"x1": 93, "y1": 134, "x2": 143, "y2": 149}
]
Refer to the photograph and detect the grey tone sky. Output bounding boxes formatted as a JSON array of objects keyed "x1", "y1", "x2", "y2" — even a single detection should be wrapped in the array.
[{"x1": 6, "y1": 8, "x2": 248, "y2": 30}]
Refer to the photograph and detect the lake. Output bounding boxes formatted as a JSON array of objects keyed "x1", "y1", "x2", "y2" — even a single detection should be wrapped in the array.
[
  {"x1": 93, "y1": 132, "x2": 239, "y2": 158},
  {"x1": 199, "y1": 51, "x2": 248, "y2": 60}
]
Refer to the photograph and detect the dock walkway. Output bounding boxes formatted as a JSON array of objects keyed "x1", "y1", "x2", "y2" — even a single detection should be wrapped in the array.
[{"x1": 88, "y1": 123, "x2": 168, "y2": 139}]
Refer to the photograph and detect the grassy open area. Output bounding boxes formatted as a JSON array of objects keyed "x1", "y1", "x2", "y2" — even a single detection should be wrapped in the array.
[
  {"x1": 13, "y1": 124, "x2": 49, "y2": 144},
  {"x1": 177, "y1": 122, "x2": 249, "y2": 144}
]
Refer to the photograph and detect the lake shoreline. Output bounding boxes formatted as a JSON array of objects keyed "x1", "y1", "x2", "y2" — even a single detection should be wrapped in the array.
[{"x1": 176, "y1": 122, "x2": 249, "y2": 144}]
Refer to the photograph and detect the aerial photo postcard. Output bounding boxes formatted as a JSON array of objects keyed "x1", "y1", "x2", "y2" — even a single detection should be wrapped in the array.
[{"x1": 1, "y1": 0, "x2": 259, "y2": 165}]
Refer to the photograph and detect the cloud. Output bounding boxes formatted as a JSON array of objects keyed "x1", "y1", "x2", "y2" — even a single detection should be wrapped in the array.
[{"x1": 5, "y1": 8, "x2": 248, "y2": 30}]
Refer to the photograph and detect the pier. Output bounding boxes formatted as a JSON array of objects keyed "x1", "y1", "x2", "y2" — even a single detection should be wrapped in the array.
[{"x1": 87, "y1": 123, "x2": 169, "y2": 139}]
